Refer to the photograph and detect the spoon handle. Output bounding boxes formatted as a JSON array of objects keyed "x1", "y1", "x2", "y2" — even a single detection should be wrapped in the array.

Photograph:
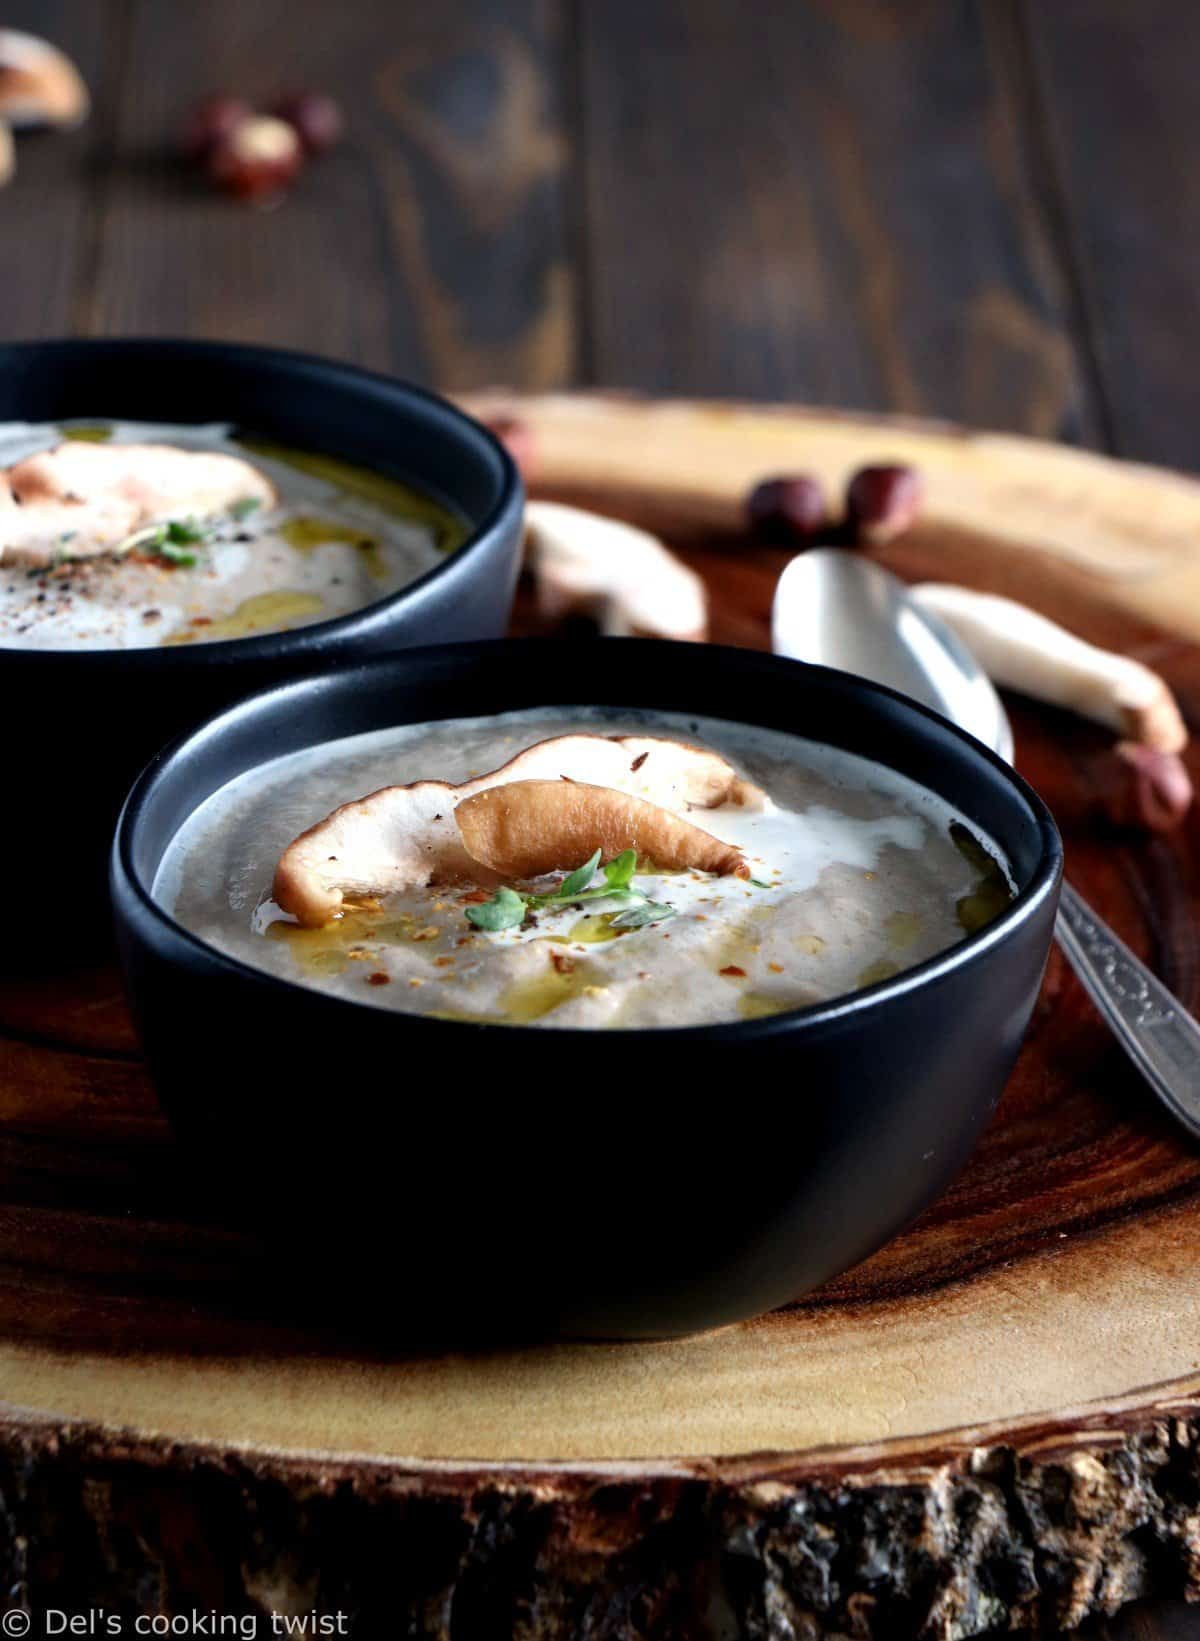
[{"x1": 1055, "y1": 880, "x2": 1200, "y2": 1139}]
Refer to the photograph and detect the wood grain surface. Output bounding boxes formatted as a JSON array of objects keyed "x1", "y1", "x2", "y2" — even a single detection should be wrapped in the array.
[
  {"x1": 1, "y1": 397, "x2": 1199, "y2": 1637},
  {"x1": 5, "y1": 0, "x2": 1200, "y2": 467}
]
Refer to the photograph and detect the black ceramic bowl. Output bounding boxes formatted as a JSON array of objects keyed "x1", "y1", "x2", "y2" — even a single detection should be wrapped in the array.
[
  {"x1": 112, "y1": 639, "x2": 1062, "y2": 1341},
  {"x1": 0, "y1": 339, "x2": 523, "y2": 947}
]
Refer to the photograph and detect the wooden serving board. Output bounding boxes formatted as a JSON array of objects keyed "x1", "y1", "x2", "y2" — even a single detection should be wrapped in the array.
[{"x1": 2, "y1": 395, "x2": 1199, "y2": 1639}]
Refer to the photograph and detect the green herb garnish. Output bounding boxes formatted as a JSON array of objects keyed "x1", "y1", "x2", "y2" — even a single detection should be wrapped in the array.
[
  {"x1": 158, "y1": 541, "x2": 198, "y2": 567},
  {"x1": 114, "y1": 517, "x2": 209, "y2": 567},
  {"x1": 464, "y1": 887, "x2": 528, "y2": 932},
  {"x1": 230, "y1": 496, "x2": 262, "y2": 522},
  {"x1": 603, "y1": 848, "x2": 638, "y2": 890},
  {"x1": 748, "y1": 878, "x2": 774, "y2": 890},
  {"x1": 166, "y1": 518, "x2": 207, "y2": 544},
  {"x1": 464, "y1": 850, "x2": 676, "y2": 935},
  {"x1": 557, "y1": 848, "x2": 602, "y2": 898},
  {"x1": 609, "y1": 900, "x2": 676, "y2": 930}
]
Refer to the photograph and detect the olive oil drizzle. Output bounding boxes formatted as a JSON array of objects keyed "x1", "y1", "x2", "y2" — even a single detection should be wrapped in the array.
[
  {"x1": 237, "y1": 436, "x2": 469, "y2": 552},
  {"x1": 164, "y1": 590, "x2": 325, "y2": 645}
]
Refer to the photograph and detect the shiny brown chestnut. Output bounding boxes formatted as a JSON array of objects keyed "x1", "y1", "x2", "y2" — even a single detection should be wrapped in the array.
[
  {"x1": 747, "y1": 475, "x2": 826, "y2": 546},
  {"x1": 269, "y1": 89, "x2": 344, "y2": 155},
  {"x1": 846, "y1": 463, "x2": 924, "y2": 545}
]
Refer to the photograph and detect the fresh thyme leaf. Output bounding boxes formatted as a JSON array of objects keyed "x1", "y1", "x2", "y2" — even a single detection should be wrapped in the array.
[
  {"x1": 561, "y1": 884, "x2": 642, "y2": 907},
  {"x1": 166, "y1": 518, "x2": 207, "y2": 545},
  {"x1": 230, "y1": 497, "x2": 262, "y2": 522},
  {"x1": 157, "y1": 541, "x2": 198, "y2": 567},
  {"x1": 748, "y1": 878, "x2": 774, "y2": 890},
  {"x1": 603, "y1": 848, "x2": 638, "y2": 890},
  {"x1": 556, "y1": 849, "x2": 601, "y2": 898},
  {"x1": 464, "y1": 887, "x2": 527, "y2": 931},
  {"x1": 610, "y1": 900, "x2": 676, "y2": 930}
]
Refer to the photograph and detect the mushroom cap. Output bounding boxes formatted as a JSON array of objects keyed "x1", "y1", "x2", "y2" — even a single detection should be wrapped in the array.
[
  {"x1": 272, "y1": 733, "x2": 764, "y2": 927},
  {"x1": 525, "y1": 500, "x2": 708, "y2": 641},
  {"x1": 0, "y1": 441, "x2": 277, "y2": 567},
  {"x1": 0, "y1": 29, "x2": 90, "y2": 130}
]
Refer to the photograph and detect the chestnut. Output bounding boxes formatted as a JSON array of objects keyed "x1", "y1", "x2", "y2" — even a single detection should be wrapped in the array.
[
  {"x1": 846, "y1": 464, "x2": 923, "y2": 545},
  {"x1": 206, "y1": 114, "x2": 303, "y2": 202},
  {"x1": 269, "y1": 89, "x2": 343, "y2": 156},
  {"x1": 181, "y1": 93, "x2": 253, "y2": 163},
  {"x1": 1089, "y1": 742, "x2": 1194, "y2": 834},
  {"x1": 746, "y1": 475, "x2": 826, "y2": 546}
]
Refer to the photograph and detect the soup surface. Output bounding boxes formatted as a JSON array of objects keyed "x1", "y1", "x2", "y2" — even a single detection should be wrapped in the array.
[
  {"x1": 0, "y1": 421, "x2": 465, "y2": 649},
  {"x1": 157, "y1": 708, "x2": 1014, "y2": 1029}
]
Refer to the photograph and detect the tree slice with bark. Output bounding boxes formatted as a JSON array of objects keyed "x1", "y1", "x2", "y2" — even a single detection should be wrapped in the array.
[{"x1": 2, "y1": 394, "x2": 1200, "y2": 1638}]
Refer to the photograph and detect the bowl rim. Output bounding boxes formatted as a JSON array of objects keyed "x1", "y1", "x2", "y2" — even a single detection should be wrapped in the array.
[
  {"x1": 113, "y1": 638, "x2": 1065, "y2": 1042},
  {"x1": 0, "y1": 337, "x2": 522, "y2": 665}
]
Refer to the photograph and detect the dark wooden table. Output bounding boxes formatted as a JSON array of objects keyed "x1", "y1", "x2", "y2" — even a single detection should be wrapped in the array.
[{"x1": 4, "y1": 2, "x2": 1199, "y2": 1636}]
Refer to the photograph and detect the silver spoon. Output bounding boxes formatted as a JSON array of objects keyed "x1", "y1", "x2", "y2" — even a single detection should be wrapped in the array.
[{"x1": 773, "y1": 548, "x2": 1200, "y2": 1139}]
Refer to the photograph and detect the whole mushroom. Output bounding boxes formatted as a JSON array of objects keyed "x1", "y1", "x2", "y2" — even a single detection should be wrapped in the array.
[{"x1": 0, "y1": 28, "x2": 89, "y2": 129}]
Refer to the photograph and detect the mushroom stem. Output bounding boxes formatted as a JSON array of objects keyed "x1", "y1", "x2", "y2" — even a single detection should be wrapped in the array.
[{"x1": 911, "y1": 583, "x2": 1188, "y2": 754}]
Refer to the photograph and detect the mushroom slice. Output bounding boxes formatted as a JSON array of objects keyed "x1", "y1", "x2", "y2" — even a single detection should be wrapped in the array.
[
  {"x1": 272, "y1": 732, "x2": 762, "y2": 926},
  {"x1": 525, "y1": 500, "x2": 708, "y2": 641},
  {"x1": 0, "y1": 441, "x2": 277, "y2": 567},
  {"x1": 0, "y1": 30, "x2": 90, "y2": 129},
  {"x1": 272, "y1": 780, "x2": 477, "y2": 930},
  {"x1": 456, "y1": 780, "x2": 747, "y2": 880}
]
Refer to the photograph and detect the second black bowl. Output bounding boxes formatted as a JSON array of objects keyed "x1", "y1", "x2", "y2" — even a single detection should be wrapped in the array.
[
  {"x1": 1, "y1": 339, "x2": 523, "y2": 947},
  {"x1": 113, "y1": 640, "x2": 1062, "y2": 1341}
]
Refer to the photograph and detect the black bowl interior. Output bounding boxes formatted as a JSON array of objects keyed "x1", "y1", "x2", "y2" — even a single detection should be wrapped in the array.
[{"x1": 122, "y1": 637, "x2": 1061, "y2": 1032}]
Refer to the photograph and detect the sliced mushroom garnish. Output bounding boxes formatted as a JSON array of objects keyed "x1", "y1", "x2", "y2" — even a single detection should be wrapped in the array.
[
  {"x1": 911, "y1": 583, "x2": 1188, "y2": 755},
  {"x1": 456, "y1": 780, "x2": 747, "y2": 880},
  {"x1": 525, "y1": 500, "x2": 707, "y2": 641},
  {"x1": 0, "y1": 29, "x2": 90, "y2": 129},
  {"x1": 272, "y1": 733, "x2": 763, "y2": 927},
  {"x1": 0, "y1": 442, "x2": 277, "y2": 567}
]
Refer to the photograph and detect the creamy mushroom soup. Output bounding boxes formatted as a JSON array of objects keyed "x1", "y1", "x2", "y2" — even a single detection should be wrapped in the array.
[
  {"x1": 0, "y1": 421, "x2": 465, "y2": 649},
  {"x1": 156, "y1": 708, "x2": 1014, "y2": 1029}
]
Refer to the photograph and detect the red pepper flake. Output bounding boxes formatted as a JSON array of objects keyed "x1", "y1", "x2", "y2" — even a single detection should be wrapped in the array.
[
  {"x1": 366, "y1": 971, "x2": 391, "y2": 986},
  {"x1": 720, "y1": 965, "x2": 747, "y2": 978},
  {"x1": 768, "y1": 962, "x2": 784, "y2": 974},
  {"x1": 550, "y1": 950, "x2": 577, "y2": 975},
  {"x1": 190, "y1": 616, "x2": 213, "y2": 627},
  {"x1": 630, "y1": 751, "x2": 649, "y2": 771},
  {"x1": 434, "y1": 955, "x2": 455, "y2": 968},
  {"x1": 461, "y1": 889, "x2": 490, "y2": 904}
]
